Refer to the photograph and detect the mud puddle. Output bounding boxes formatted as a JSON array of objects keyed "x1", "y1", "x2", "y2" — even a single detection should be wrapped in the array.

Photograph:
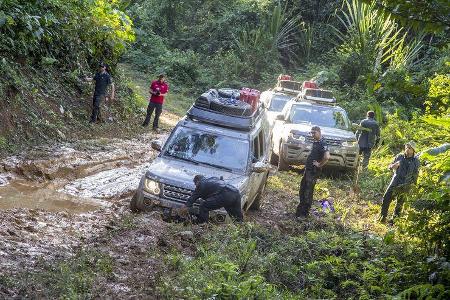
[
  {"x1": 0, "y1": 180, "x2": 105, "y2": 212},
  {"x1": 0, "y1": 133, "x2": 165, "y2": 212}
]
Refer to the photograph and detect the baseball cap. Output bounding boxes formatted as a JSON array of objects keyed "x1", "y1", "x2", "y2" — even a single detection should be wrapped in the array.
[{"x1": 405, "y1": 141, "x2": 417, "y2": 151}]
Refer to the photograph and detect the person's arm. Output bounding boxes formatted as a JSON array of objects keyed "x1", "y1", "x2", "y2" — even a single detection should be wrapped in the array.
[
  {"x1": 185, "y1": 184, "x2": 202, "y2": 207},
  {"x1": 110, "y1": 82, "x2": 115, "y2": 100},
  {"x1": 313, "y1": 151, "x2": 330, "y2": 168},
  {"x1": 374, "y1": 124, "x2": 380, "y2": 147},
  {"x1": 411, "y1": 158, "x2": 420, "y2": 184},
  {"x1": 389, "y1": 154, "x2": 401, "y2": 170},
  {"x1": 159, "y1": 84, "x2": 169, "y2": 97},
  {"x1": 149, "y1": 82, "x2": 156, "y2": 95}
]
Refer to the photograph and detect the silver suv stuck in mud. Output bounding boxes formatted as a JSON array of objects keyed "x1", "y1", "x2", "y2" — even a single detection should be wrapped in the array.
[
  {"x1": 270, "y1": 99, "x2": 359, "y2": 171},
  {"x1": 131, "y1": 89, "x2": 271, "y2": 222}
]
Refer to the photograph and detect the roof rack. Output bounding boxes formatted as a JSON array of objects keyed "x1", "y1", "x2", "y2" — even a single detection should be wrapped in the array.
[
  {"x1": 186, "y1": 105, "x2": 263, "y2": 131},
  {"x1": 296, "y1": 88, "x2": 336, "y2": 106},
  {"x1": 274, "y1": 80, "x2": 303, "y2": 96}
]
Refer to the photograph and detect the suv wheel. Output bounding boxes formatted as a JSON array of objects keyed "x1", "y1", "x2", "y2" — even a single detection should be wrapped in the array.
[
  {"x1": 130, "y1": 192, "x2": 144, "y2": 212},
  {"x1": 249, "y1": 174, "x2": 268, "y2": 210},
  {"x1": 269, "y1": 139, "x2": 279, "y2": 165},
  {"x1": 277, "y1": 142, "x2": 289, "y2": 171}
]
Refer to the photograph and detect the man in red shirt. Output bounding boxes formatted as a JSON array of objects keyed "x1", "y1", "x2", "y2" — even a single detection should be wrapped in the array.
[{"x1": 142, "y1": 74, "x2": 169, "y2": 132}]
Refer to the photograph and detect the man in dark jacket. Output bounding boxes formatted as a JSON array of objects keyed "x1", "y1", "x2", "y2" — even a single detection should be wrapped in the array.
[
  {"x1": 88, "y1": 62, "x2": 115, "y2": 123},
  {"x1": 379, "y1": 141, "x2": 420, "y2": 223},
  {"x1": 356, "y1": 111, "x2": 380, "y2": 168},
  {"x1": 184, "y1": 175, "x2": 243, "y2": 223},
  {"x1": 296, "y1": 126, "x2": 330, "y2": 218}
]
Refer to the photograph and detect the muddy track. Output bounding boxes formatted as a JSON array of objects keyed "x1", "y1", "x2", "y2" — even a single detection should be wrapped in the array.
[{"x1": 0, "y1": 132, "x2": 168, "y2": 278}]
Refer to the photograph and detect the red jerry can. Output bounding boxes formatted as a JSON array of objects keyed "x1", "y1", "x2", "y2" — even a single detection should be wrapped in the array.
[
  {"x1": 248, "y1": 89, "x2": 261, "y2": 111},
  {"x1": 278, "y1": 74, "x2": 292, "y2": 81},
  {"x1": 240, "y1": 87, "x2": 251, "y2": 102},
  {"x1": 302, "y1": 81, "x2": 317, "y2": 89}
]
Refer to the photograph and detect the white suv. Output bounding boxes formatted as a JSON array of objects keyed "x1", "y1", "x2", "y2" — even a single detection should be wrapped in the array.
[{"x1": 270, "y1": 99, "x2": 359, "y2": 171}]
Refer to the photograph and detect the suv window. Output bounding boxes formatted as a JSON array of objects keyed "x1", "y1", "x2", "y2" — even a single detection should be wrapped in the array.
[
  {"x1": 252, "y1": 129, "x2": 266, "y2": 161},
  {"x1": 269, "y1": 94, "x2": 291, "y2": 112},
  {"x1": 164, "y1": 126, "x2": 250, "y2": 172},
  {"x1": 289, "y1": 104, "x2": 350, "y2": 130}
]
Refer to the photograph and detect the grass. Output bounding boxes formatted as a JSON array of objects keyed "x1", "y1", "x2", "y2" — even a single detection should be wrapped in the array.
[{"x1": 9, "y1": 251, "x2": 114, "y2": 299}]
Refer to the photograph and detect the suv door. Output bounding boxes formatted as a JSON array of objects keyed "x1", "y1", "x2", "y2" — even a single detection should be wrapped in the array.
[{"x1": 247, "y1": 128, "x2": 268, "y2": 208}]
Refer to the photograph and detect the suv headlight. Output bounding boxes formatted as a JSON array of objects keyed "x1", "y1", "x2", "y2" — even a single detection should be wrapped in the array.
[
  {"x1": 288, "y1": 132, "x2": 306, "y2": 142},
  {"x1": 342, "y1": 140, "x2": 357, "y2": 147},
  {"x1": 144, "y1": 178, "x2": 161, "y2": 195}
]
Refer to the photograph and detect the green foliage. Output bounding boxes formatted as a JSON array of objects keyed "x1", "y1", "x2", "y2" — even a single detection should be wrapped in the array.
[
  {"x1": 157, "y1": 224, "x2": 440, "y2": 299},
  {"x1": 426, "y1": 73, "x2": 450, "y2": 115},
  {"x1": 361, "y1": 0, "x2": 450, "y2": 32},
  {"x1": 0, "y1": 0, "x2": 135, "y2": 68},
  {"x1": 333, "y1": 0, "x2": 421, "y2": 82}
]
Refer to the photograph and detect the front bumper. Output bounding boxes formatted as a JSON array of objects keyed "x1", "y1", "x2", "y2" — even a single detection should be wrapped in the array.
[
  {"x1": 135, "y1": 183, "x2": 228, "y2": 222},
  {"x1": 280, "y1": 140, "x2": 359, "y2": 169}
]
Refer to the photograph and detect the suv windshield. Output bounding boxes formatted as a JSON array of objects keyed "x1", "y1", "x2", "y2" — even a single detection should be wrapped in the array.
[
  {"x1": 163, "y1": 126, "x2": 249, "y2": 172},
  {"x1": 288, "y1": 104, "x2": 350, "y2": 130},
  {"x1": 269, "y1": 94, "x2": 291, "y2": 112}
]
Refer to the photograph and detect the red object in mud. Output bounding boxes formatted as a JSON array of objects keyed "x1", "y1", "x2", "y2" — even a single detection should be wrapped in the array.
[
  {"x1": 302, "y1": 81, "x2": 317, "y2": 89},
  {"x1": 278, "y1": 74, "x2": 292, "y2": 81},
  {"x1": 240, "y1": 88, "x2": 260, "y2": 112}
]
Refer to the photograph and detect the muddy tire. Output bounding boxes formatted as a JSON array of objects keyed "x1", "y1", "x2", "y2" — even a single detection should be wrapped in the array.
[
  {"x1": 249, "y1": 174, "x2": 268, "y2": 210},
  {"x1": 130, "y1": 192, "x2": 144, "y2": 212},
  {"x1": 277, "y1": 143, "x2": 289, "y2": 171},
  {"x1": 269, "y1": 138, "x2": 279, "y2": 165}
]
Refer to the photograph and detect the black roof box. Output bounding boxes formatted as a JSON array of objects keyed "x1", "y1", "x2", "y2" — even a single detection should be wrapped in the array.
[{"x1": 186, "y1": 105, "x2": 262, "y2": 131}]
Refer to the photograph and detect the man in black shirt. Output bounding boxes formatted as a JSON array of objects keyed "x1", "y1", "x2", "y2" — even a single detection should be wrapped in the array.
[
  {"x1": 356, "y1": 111, "x2": 380, "y2": 168},
  {"x1": 296, "y1": 126, "x2": 330, "y2": 218},
  {"x1": 88, "y1": 63, "x2": 115, "y2": 123},
  {"x1": 184, "y1": 175, "x2": 243, "y2": 223},
  {"x1": 379, "y1": 141, "x2": 420, "y2": 223}
]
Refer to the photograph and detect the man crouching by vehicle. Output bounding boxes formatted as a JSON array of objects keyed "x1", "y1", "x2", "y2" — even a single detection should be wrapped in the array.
[{"x1": 183, "y1": 175, "x2": 243, "y2": 224}]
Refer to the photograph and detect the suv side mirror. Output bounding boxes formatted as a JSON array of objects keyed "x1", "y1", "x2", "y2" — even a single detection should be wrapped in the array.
[
  {"x1": 276, "y1": 114, "x2": 284, "y2": 121},
  {"x1": 151, "y1": 140, "x2": 162, "y2": 152},
  {"x1": 252, "y1": 161, "x2": 269, "y2": 173}
]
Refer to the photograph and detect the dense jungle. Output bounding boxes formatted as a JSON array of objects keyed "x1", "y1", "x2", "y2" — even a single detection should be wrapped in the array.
[{"x1": 0, "y1": 0, "x2": 449, "y2": 298}]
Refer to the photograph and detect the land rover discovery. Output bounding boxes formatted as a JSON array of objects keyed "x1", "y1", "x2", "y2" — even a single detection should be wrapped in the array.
[{"x1": 131, "y1": 90, "x2": 271, "y2": 222}]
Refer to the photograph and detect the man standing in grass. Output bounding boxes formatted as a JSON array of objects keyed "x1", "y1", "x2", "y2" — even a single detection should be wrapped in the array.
[
  {"x1": 379, "y1": 141, "x2": 420, "y2": 224},
  {"x1": 142, "y1": 74, "x2": 169, "y2": 133},
  {"x1": 88, "y1": 62, "x2": 115, "y2": 124},
  {"x1": 296, "y1": 126, "x2": 330, "y2": 218},
  {"x1": 356, "y1": 110, "x2": 380, "y2": 168}
]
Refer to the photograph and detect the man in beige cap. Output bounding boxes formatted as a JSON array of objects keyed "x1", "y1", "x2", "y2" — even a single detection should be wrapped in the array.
[{"x1": 379, "y1": 141, "x2": 420, "y2": 223}]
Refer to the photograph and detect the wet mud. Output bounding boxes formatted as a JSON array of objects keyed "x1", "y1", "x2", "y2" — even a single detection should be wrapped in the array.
[{"x1": 0, "y1": 133, "x2": 165, "y2": 279}]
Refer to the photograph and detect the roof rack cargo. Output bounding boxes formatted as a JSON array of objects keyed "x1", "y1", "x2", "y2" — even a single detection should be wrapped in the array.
[
  {"x1": 187, "y1": 105, "x2": 263, "y2": 131},
  {"x1": 188, "y1": 87, "x2": 263, "y2": 131}
]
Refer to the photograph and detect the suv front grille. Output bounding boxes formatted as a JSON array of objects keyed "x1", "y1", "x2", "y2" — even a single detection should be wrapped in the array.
[
  {"x1": 306, "y1": 136, "x2": 342, "y2": 147},
  {"x1": 163, "y1": 183, "x2": 193, "y2": 203}
]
